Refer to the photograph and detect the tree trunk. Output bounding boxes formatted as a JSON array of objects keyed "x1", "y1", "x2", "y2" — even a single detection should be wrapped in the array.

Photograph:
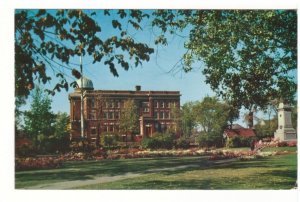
[{"x1": 247, "y1": 111, "x2": 254, "y2": 128}]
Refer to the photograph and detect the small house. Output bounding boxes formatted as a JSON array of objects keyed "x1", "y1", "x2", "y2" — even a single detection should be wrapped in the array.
[{"x1": 223, "y1": 126, "x2": 256, "y2": 147}]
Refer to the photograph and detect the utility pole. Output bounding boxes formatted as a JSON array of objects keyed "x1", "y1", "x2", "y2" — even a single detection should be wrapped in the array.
[{"x1": 80, "y1": 53, "x2": 84, "y2": 139}]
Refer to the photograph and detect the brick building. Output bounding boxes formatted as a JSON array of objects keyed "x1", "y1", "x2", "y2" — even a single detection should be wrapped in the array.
[{"x1": 69, "y1": 77, "x2": 181, "y2": 142}]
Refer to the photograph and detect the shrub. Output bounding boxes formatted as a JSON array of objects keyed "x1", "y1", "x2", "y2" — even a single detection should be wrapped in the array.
[
  {"x1": 141, "y1": 133, "x2": 175, "y2": 149},
  {"x1": 15, "y1": 144, "x2": 37, "y2": 157},
  {"x1": 231, "y1": 136, "x2": 241, "y2": 147},
  {"x1": 226, "y1": 136, "x2": 256, "y2": 148},
  {"x1": 277, "y1": 141, "x2": 288, "y2": 147},
  {"x1": 15, "y1": 157, "x2": 62, "y2": 171},
  {"x1": 176, "y1": 137, "x2": 190, "y2": 149},
  {"x1": 101, "y1": 133, "x2": 118, "y2": 149},
  {"x1": 198, "y1": 132, "x2": 223, "y2": 148}
]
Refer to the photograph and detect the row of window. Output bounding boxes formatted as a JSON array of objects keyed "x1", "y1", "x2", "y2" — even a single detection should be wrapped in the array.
[
  {"x1": 89, "y1": 99, "x2": 122, "y2": 109},
  {"x1": 90, "y1": 125, "x2": 119, "y2": 134},
  {"x1": 88, "y1": 111, "x2": 172, "y2": 120},
  {"x1": 154, "y1": 101, "x2": 177, "y2": 109},
  {"x1": 90, "y1": 122, "x2": 176, "y2": 135},
  {"x1": 88, "y1": 110, "x2": 173, "y2": 120},
  {"x1": 154, "y1": 111, "x2": 171, "y2": 119},
  {"x1": 88, "y1": 110, "x2": 121, "y2": 120},
  {"x1": 89, "y1": 99, "x2": 178, "y2": 109}
]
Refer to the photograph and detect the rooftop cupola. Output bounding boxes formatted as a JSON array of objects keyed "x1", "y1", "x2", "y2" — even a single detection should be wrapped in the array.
[{"x1": 76, "y1": 76, "x2": 94, "y2": 90}]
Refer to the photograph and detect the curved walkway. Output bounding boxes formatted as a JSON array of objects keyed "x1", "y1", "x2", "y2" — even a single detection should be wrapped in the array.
[
  {"x1": 24, "y1": 158, "x2": 240, "y2": 189},
  {"x1": 25, "y1": 162, "x2": 213, "y2": 189}
]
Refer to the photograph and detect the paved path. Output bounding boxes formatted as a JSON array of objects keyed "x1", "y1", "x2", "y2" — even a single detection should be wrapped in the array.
[
  {"x1": 24, "y1": 158, "x2": 239, "y2": 189},
  {"x1": 27, "y1": 172, "x2": 143, "y2": 189},
  {"x1": 25, "y1": 163, "x2": 204, "y2": 189}
]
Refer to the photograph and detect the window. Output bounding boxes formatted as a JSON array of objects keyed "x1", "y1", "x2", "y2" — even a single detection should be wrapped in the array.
[
  {"x1": 116, "y1": 101, "x2": 120, "y2": 108},
  {"x1": 165, "y1": 111, "x2": 170, "y2": 119},
  {"x1": 142, "y1": 102, "x2": 149, "y2": 113},
  {"x1": 160, "y1": 111, "x2": 164, "y2": 119},
  {"x1": 173, "y1": 101, "x2": 177, "y2": 107},
  {"x1": 104, "y1": 126, "x2": 109, "y2": 132},
  {"x1": 91, "y1": 127, "x2": 97, "y2": 135},
  {"x1": 154, "y1": 101, "x2": 159, "y2": 108},
  {"x1": 90, "y1": 98, "x2": 95, "y2": 108},
  {"x1": 109, "y1": 125, "x2": 114, "y2": 132},
  {"x1": 103, "y1": 111, "x2": 108, "y2": 119},
  {"x1": 108, "y1": 111, "x2": 114, "y2": 119},
  {"x1": 160, "y1": 101, "x2": 165, "y2": 108},
  {"x1": 115, "y1": 111, "x2": 120, "y2": 119},
  {"x1": 154, "y1": 111, "x2": 158, "y2": 119},
  {"x1": 89, "y1": 110, "x2": 96, "y2": 120}
]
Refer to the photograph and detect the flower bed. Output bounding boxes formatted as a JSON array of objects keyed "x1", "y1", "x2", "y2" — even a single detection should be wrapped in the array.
[
  {"x1": 15, "y1": 157, "x2": 62, "y2": 171},
  {"x1": 16, "y1": 145, "x2": 296, "y2": 171},
  {"x1": 255, "y1": 139, "x2": 297, "y2": 149},
  {"x1": 208, "y1": 150, "x2": 257, "y2": 161}
]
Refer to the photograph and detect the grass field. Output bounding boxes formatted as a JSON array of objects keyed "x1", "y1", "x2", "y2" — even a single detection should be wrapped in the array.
[{"x1": 15, "y1": 147, "x2": 297, "y2": 190}]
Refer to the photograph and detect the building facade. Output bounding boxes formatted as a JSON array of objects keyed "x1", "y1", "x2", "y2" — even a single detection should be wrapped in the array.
[{"x1": 69, "y1": 77, "x2": 181, "y2": 142}]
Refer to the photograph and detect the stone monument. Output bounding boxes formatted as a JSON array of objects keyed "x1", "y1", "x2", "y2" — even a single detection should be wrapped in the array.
[{"x1": 274, "y1": 102, "x2": 297, "y2": 142}]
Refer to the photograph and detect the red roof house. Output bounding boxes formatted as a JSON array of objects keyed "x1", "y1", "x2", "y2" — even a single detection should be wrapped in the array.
[{"x1": 223, "y1": 128, "x2": 256, "y2": 139}]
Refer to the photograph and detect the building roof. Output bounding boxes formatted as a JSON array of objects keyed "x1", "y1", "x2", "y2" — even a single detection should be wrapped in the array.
[
  {"x1": 224, "y1": 128, "x2": 256, "y2": 138},
  {"x1": 69, "y1": 87, "x2": 181, "y2": 99},
  {"x1": 76, "y1": 77, "x2": 94, "y2": 90},
  {"x1": 231, "y1": 124, "x2": 244, "y2": 129}
]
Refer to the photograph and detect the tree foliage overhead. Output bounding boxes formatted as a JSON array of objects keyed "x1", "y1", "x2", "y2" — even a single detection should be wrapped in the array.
[
  {"x1": 152, "y1": 10, "x2": 297, "y2": 111},
  {"x1": 16, "y1": 9, "x2": 297, "y2": 114},
  {"x1": 15, "y1": 9, "x2": 154, "y2": 97}
]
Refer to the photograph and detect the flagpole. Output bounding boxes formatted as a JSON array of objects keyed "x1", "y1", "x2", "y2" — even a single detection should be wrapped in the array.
[{"x1": 80, "y1": 53, "x2": 84, "y2": 139}]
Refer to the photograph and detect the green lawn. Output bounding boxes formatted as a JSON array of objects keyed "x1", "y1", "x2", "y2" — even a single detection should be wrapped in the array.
[{"x1": 15, "y1": 148, "x2": 297, "y2": 190}]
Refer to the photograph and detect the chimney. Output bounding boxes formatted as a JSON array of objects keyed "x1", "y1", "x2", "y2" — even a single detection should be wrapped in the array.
[{"x1": 135, "y1": 85, "x2": 141, "y2": 91}]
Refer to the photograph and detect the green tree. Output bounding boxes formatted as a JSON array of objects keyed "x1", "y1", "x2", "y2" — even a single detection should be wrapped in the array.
[
  {"x1": 255, "y1": 118, "x2": 278, "y2": 139},
  {"x1": 224, "y1": 101, "x2": 240, "y2": 129},
  {"x1": 152, "y1": 10, "x2": 297, "y2": 117},
  {"x1": 23, "y1": 87, "x2": 56, "y2": 151},
  {"x1": 169, "y1": 104, "x2": 182, "y2": 135},
  {"x1": 193, "y1": 96, "x2": 229, "y2": 134},
  {"x1": 181, "y1": 102, "x2": 197, "y2": 137},
  {"x1": 101, "y1": 133, "x2": 117, "y2": 149},
  {"x1": 15, "y1": 9, "x2": 154, "y2": 97},
  {"x1": 52, "y1": 112, "x2": 70, "y2": 152},
  {"x1": 54, "y1": 112, "x2": 70, "y2": 139},
  {"x1": 119, "y1": 99, "x2": 139, "y2": 145}
]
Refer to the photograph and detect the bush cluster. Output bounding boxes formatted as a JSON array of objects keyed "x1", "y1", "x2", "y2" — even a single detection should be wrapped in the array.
[
  {"x1": 176, "y1": 137, "x2": 190, "y2": 149},
  {"x1": 16, "y1": 144, "x2": 37, "y2": 157},
  {"x1": 198, "y1": 132, "x2": 223, "y2": 148},
  {"x1": 15, "y1": 157, "x2": 62, "y2": 171},
  {"x1": 141, "y1": 133, "x2": 175, "y2": 149},
  {"x1": 226, "y1": 136, "x2": 256, "y2": 148}
]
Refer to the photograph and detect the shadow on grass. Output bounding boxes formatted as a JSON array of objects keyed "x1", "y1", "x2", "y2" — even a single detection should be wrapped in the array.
[
  {"x1": 15, "y1": 156, "x2": 208, "y2": 187},
  {"x1": 16, "y1": 154, "x2": 297, "y2": 189}
]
